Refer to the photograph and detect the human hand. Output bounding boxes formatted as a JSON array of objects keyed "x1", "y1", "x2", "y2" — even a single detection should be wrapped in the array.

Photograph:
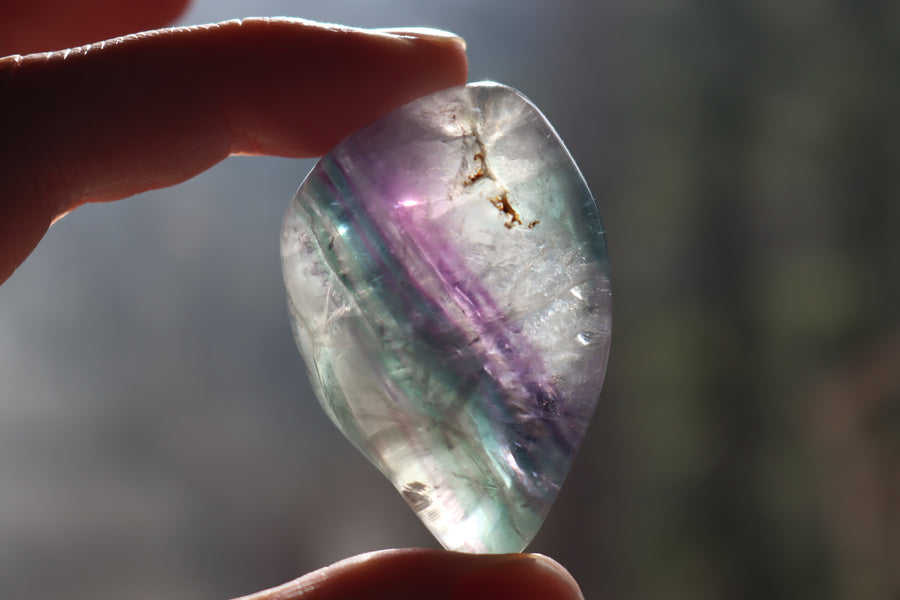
[
  {"x1": 0, "y1": 2, "x2": 466, "y2": 283},
  {"x1": 0, "y1": 2, "x2": 584, "y2": 599}
]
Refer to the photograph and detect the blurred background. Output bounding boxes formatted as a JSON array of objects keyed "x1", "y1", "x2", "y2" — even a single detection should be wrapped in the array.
[{"x1": 2, "y1": 1, "x2": 899, "y2": 598}]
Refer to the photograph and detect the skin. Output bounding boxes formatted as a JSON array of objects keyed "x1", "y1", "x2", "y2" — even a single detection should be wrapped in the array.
[{"x1": 0, "y1": 2, "x2": 585, "y2": 599}]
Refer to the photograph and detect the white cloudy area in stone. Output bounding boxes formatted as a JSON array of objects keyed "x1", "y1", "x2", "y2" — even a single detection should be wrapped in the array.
[{"x1": 0, "y1": 2, "x2": 623, "y2": 599}]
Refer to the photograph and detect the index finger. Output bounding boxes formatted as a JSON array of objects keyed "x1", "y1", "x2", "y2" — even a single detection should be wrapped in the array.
[{"x1": 0, "y1": 18, "x2": 468, "y2": 283}]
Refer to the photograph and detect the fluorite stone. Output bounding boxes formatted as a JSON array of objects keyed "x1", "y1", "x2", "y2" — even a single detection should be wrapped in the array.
[{"x1": 281, "y1": 82, "x2": 611, "y2": 553}]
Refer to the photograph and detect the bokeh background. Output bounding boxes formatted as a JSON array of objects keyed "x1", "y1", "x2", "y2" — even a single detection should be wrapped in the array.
[{"x1": 2, "y1": 1, "x2": 899, "y2": 599}]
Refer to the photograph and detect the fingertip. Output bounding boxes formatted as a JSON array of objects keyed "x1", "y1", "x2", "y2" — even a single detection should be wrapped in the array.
[
  {"x1": 231, "y1": 549, "x2": 584, "y2": 600},
  {"x1": 362, "y1": 25, "x2": 469, "y2": 97},
  {"x1": 527, "y1": 554, "x2": 586, "y2": 600},
  {"x1": 372, "y1": 27, "x2": 467, "y2": 52},
  {"x1": 450, "y1": 553, "x2": 585, "y2": 600},
  {"x1": 398, "y1": 27, "x2": 469, "y2": 84},
  {"x1": 220, "y1": 19, "x2": 469, "y2": 157}
]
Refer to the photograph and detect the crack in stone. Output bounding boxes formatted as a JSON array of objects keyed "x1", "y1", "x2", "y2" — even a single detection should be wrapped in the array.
[{"x1": 463, "y1": 132, "x2": 538, "y2": 230}]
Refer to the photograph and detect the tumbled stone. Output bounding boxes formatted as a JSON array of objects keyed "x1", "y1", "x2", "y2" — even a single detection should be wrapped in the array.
[{"x1": 281, "y1": 82, "x2": 611, "y2": 553}]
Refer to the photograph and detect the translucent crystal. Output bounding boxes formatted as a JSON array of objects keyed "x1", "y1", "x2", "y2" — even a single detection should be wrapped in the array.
[{"x1": 281, "y1": 82, "x2": 611, "y2": 553}]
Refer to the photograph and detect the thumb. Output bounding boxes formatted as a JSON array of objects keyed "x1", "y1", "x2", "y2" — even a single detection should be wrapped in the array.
[{"x1": 233, "y1": 549, "x2": 585, "y2": 600}]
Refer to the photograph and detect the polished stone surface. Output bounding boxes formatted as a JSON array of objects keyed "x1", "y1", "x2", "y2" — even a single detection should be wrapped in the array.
[{"x1": 281, "y1": 82, "x2": 611, "y2": 553}]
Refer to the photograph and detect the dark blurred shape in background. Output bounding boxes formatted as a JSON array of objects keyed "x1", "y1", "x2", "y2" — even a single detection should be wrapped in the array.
[{"x1": 1, "y1": 1, "x2": 897, "y2": 599}]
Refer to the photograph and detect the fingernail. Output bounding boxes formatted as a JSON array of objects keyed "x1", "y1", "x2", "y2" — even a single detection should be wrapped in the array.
[
  {"x1": 451, "y1": 554, "x2": 585, "y2": 600},
  {"x1": 372, "y1": 27, "x2": 466, "y2": 50}
]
